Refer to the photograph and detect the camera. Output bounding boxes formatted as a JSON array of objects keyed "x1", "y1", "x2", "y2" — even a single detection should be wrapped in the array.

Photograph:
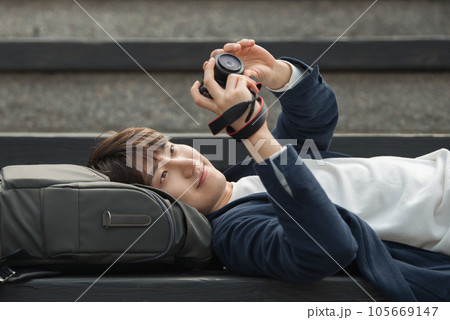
[{"x1": 199, "y1": 53, "x2": 245, "y2": 99}]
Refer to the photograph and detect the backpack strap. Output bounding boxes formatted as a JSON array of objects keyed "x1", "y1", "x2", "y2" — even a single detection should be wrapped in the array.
[
  {"x1": 0, "y1": 249, "x2": 60, "y2": 285},
  {"x1": 0, "y1": 266, "x2": 15, "y2": 283},
  {"x1": 0, "y1": 250, "x2": 23, "y2": 284}
]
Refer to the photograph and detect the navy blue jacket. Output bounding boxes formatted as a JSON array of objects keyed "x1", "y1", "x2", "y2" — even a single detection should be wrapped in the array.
[{"x1": 207, "y1": 58, "x2": 450, "y2": 302}]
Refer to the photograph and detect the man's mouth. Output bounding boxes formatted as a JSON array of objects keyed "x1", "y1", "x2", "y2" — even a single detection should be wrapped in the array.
[{"x1": 198, "y1": 165, "x2": 207, "y2": 188}]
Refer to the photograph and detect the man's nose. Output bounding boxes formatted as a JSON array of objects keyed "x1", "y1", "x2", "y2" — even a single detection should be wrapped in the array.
[{"x1": 169, "y1": 157, "x2": 199, "y2": 178}]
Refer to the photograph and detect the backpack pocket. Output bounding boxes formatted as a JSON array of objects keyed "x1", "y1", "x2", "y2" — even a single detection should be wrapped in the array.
[
  {"x1": 42, "y1": 182, "x2": 176, "y2": 263},
  {"x1": 0, "y1": 188, "x2": 44, "y2": 258}
]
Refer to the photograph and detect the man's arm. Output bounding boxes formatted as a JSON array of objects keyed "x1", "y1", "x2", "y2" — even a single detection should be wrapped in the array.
[
  {"x1": 271, "y1": 58, "x2": 339, "y2": 151},
  {"x1": 191, "y1": 40, "x2": 338, "y2": 163},
  {"x1": 211, "y1": 145, "x2": 357, "y2": 284}
]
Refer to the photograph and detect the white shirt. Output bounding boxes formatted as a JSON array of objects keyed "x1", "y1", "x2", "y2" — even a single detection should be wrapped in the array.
[{"x1": 229, "y1": 149, "x2": 450, "y2": 255}]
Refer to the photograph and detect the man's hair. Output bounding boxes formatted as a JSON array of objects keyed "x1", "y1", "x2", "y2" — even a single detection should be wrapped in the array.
[{"x1": 87, "y1": 127, "x2": 167, "y2": 185}]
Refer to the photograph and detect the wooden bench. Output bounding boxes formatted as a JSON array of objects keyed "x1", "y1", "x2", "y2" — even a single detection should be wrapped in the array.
[{"x1": 1, "y1": 133, "x2": 449, "y2": 301}]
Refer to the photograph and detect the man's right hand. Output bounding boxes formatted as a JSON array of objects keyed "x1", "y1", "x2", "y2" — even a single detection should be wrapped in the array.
[
  {"x1": 192, "y1": 57, "x2": 282, "y2": 162},
  {"x1": 191, "y1": 58, "x2": 257, "y2": 117}
]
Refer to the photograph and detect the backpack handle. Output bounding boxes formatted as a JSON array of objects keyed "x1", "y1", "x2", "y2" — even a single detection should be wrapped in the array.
[{"x1": 102, "y1": 211, "x2": 152, "y2": 228}]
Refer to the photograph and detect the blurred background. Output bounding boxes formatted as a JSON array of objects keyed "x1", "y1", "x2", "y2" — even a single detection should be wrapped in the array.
[{"x1": 0, "y1": 0, "x2": 448, "y2": 135}]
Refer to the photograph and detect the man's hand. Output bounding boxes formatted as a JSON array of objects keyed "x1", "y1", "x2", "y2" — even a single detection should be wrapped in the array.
[
  {"x1": 191, "y1": 56, "x2": 282, "y2": 161},
  {"x1": 208, "y1": 39, "x2": 292, "y2": 90},
  {"x1": 191, "y1": 58, "x2": 259, "y2": 116}
]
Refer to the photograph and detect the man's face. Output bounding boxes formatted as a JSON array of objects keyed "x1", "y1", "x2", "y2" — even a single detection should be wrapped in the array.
[{"x1": 149, "y1": 142, "x2": 227, "y2": 215}]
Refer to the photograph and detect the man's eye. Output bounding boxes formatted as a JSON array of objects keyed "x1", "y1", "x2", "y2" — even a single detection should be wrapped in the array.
[
  {"x1": 170, "y1": 145, "x2": 175, "y2": 154},
  {"x1": 160, "y1": 171, "x2": 167, "y2": 182}
]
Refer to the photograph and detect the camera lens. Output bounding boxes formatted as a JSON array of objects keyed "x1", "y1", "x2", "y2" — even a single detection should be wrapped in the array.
[
  {"x1": 208, "y1": 53, "x2": 244, "y2": 90},
  {"x1": 217, "y1": 54, "x2": 242, "y2": 72}
]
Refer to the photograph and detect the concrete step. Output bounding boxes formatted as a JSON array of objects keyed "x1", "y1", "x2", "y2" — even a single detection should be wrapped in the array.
[
  {"x1": 0, "y1": 71, "x2": 448, "y2": 134},
  {"x1": 0, "y1": 0, "x2": 448, "y2": 39},
  {"x1": 0, "y1": 0, "x2": 448, "y2": 134},
  {"x1": 1, "y1": 38, "x2": 448, "y2": 72},
  {"x1": 2, "y1": 133, "x2": 450, "y2": 171}
]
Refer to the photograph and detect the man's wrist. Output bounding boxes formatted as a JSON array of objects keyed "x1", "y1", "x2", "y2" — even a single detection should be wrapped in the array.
[
  {"x1": 269, "y1": 60, "x2": 308, "y2": 93},
  {"x1": 265, "y1": 60, "x2": 292, "y2": 90},
  {"x1": 244, "y1": 124, "x2": 283, "y2": 161}
]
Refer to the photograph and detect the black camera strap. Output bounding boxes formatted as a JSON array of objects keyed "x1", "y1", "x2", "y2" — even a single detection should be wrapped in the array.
[
  {"x1": 208, "y1": 92, "x2": 267, "y2": 141},
  {"x1": 226, "y1": 96, "x2": 267, "y2": 141},
  {"x1": 208, "y1": 91, "x2": 258, "y2": 135}
]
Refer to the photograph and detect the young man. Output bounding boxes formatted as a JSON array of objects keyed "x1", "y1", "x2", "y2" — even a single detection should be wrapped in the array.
[{"x1": 89, "y1": 39, "x2": 450, "y2": 301}]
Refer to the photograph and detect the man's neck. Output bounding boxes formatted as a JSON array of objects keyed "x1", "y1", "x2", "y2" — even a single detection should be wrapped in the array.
[{"x1": 208, "y1": 181, "x2": 233, "y2": 214}]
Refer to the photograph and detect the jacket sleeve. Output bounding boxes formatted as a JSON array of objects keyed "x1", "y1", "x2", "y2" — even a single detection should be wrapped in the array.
[
  {"x1": 271, "y1": 58, "x2": 339, "y2": 151},
  {"x1": 212, "y1": 145, "x2": 358, "y2": 284}
]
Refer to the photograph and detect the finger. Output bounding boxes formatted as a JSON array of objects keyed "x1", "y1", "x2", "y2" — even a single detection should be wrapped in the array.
[
  {"x1": 243, "y1": 69, "x2": 259, "y2": 79},
  {"x1": 210, "y1": 49, "x2": 224, "y2": 58},
  {"x1": 237, "y1": 38, "x2": 255, "y2": 49},
  {"x1": 223, "y1": 42, "x2": 240, "y2": 52},
  {"x1": 203, "y1": 58, "x2": 223, "y2": 98},
  {"x1": 231, "y1": 75, "x2": 259, "y2": 93},
  {"x1": 244, "y1": 77, "x2": 260, "y2": 93},
  {"x1": 190, "y1": 81, "x2": 219, "y2": 113},
  {"x1": 225, "y1": 74, "x2": 240, "y2": 90},
  {"x1": 236, "y1": 77, "x2": 256, "y2": 99},
  {"x1": 237, "y1": 77, "x2": 249, "y2": 90},
  {"x1": 248, "y1": 80, "x2": 260, "y2": 93}
]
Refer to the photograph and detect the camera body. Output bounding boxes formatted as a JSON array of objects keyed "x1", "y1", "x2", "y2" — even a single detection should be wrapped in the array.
[{"x1": 199, "y1": 53, "x2": 245, "y2": 99}]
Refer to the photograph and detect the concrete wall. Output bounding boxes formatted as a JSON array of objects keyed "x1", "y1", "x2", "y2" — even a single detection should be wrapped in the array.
[
  {"x1": 0, "y1": 0, "x2": 448, "y2": 134},
  {"x1": 1, "y1": 0, "x2": 448, "y2": 38}
]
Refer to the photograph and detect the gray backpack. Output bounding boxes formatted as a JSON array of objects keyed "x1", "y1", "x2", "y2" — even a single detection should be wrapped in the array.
[{"x1": 0, "y1": 164, "x2": 212, "y2": 269}]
